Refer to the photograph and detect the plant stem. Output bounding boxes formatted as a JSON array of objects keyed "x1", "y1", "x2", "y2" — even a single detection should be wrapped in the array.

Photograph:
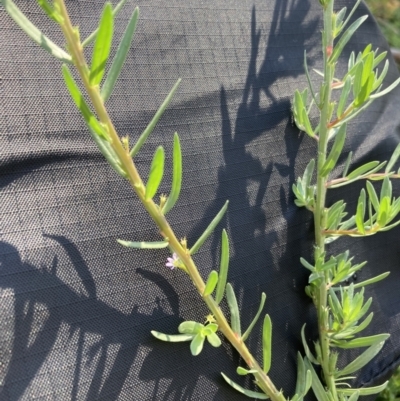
[
  {"x1": 314, "y1": 1, "x2": 338, "y2": 399},
  {"x1": 55, "y1": 1, "x2": 286, "y2": 399}
]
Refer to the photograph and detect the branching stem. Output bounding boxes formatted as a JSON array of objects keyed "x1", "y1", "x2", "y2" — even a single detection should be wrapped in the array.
[{"x1": 54, "y1": 1, "x2": 286, "y2": 399}]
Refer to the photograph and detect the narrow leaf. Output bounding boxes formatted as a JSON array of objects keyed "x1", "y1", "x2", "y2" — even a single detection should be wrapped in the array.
[
  {"x1": 303, "y1": 159, "x2": 315, "y2": 188},
  {"x1": 1, "y1": 0, "x2": 72, "y2": 63},
  {"x1": 350, "y1": 272, "x2": 390, "y2": 290},
  {"x1": 145, "y1": 146, "x2": 165, "y2": 200},
  {"x1": 215, "y1": 229, "x2": 230, "y2": 304},
  {"x1": 304, "y1": 51, "x2": 318, "y2": 105},
  {"x1": 242, "y1": 293, "x2": 266, "y2": 341},
  {"x1": 62, "y1": 65, "x2": 110, "y2": 141},
  {"x1": 82, "y1": 0, "x2": 129, "y2": 47},
  {"x1": 338, "y1": 382, "x2": 388, "y2": 396},
  {"x1": 366, "y1": 181, "x2": 380, "y2": 212},
  {"x1": 130, "y1": 79, "x2": 181, "y2": 157},
  {"x1": 151, "y1": 331, "x2": 194, "y2": 342},
  {"x1": 221, "y1": 373, "x2": 269, "y2": 399},
  {"x1": 347, "y1": 161, "x2": 381, "y2": 180},
  {"x1": 320, "y1": 123, "x2": 347, "y2": 177},
  {"x1": 226, "y1": 283, "x2": 241, "y2": 336},
  {"x1": 355, "y1": 189, "x2": 366, "y2": 234},
  {"x1": 101, "y1": 7, "x2": 139, "y2": 101},
  {"x1": 370, "y1": 77, "x2": 400, "y2": 99},
  {"x1": 333, "y1": 333, "x2": 389, "y2": 349},
  {"x1": 385, "y1": 143, "x2": 400, "y2": 173},
  {"x1": 330, "y1": 16, "x2": 368, "y2": 63},
  {"x1": 303, "y1": 358, "x2": 329, "y2": 401},
  {"x1": 337, "y1": 340, "x2": 386, "y2": 377},
  {"x1": 337, "y1": 77, "x2": 352, "y2": 118},
  {"x1": 262, "y1": 314, "x2": 272, "y2": 374},
  {"x1": 117, "y1": 239, "x2": 169, "y2": 249},
  {"x1": 301, "y1": 325, "x2": 319, "y2": 365},
  {"x1": 190, "y1": 201, "x2": 229, "y2": 254},
  {"x1": 90, "y1": 2, "x2": 114, "y2": 85},
  {"x1": 162, "y1": 132, "x2": 183, "y2": 214},
  {"x1": 203, "y1": 271, "x2": 218, "y2": 296}
]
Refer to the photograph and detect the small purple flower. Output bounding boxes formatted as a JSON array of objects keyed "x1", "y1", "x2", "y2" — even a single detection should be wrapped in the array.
[{"x1": 166, "y1": 253, "x2": 179, "y2": 270}]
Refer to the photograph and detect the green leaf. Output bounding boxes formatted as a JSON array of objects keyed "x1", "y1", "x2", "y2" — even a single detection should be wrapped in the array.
[
  {"x1": 90, "y1": 2, "x2": 114, "y2": 86},
  {"x1": 333, "y1": 333, "x2": 389, "y2": 349},
  {"x1": 236, "y1": 367, "x2": 258, "y2": 376},
  {"x1": 190, "y1": 201, "x2": 229, "y2": 254},
  {"x1": 190, "y1": 333, "x2": 205, "y2": 356},
  {"x1": 303, "y1": 358, "x2": 329, "y2": 401},
  {"x1": 330, "y1": 16, "x2": 368, "y2": 63},
  {"x1": 86, "y1": 125, "x2": 127, "y2": 177},
  {"x1": 101, "y1": 7, "x2": 139, "y2": 101},
  {"x1": 206, "y1": 332, "x2": 221, "y2": 347},
  {"x1": 372, "y1": 60, "x2": 389, "y2": 91},
  {"x1": 338, "y1": 382, "x2": 388, "y2": 396},
  {"x1": 162, "y1": 133, "x2": 183, "y2": 214},
  {"x1": 37, "y1": 0, "x2": 62, "y2": 23},
  {"x1": 352, "y1": 312, "x2": 374, "y2": 335},
  {"x1": 151, "y1": 331, "x2": 194, "y2": 342},
  {"x1": 220, "y1": 373, "x2": 269, "y2": 399},
  {"x1": 339, "y1": 0, "x2": 362, "y2": 33},
  {"x1": 178, "y1": 321, "x2": 203, "y2": 334},
  {"x1": 242, "y1": 293, "x2": 266, "y2": 341},
  {"x1": 145, "y1": 146, "x2": 165, "y2": 200},
  {"x1": 386, "y1": 144, "x2": 400, "y2": 174},
  {"x1": 226, "y1": 283, "x2": 241, "y2": 336},
  {"x1": 203, "y1": 270, "x2": 218, "y2": 296},
  {"x1": 320, "y1": 123, "x2": 347, "y2": 177},
  {"x1": 347, "y1": 161, "x2": 381, "y2": 180},
  {"x1": 377, "y1": 196, "x2": 390, "y2": 227},
  {"x1": 355, "y1": 189, "x2": 366, "y2": 234},
  {"x1": 381, "y1": 176, "x2": 392, "y2": 200},
  {"x1": 82, "y1": 0, "x2": 129, "y2": 47},
  {"x1": 350, "y1": 272, "x2": 390, "y2": 290},
  {"x1": 117, "y1": 239, "x2": 169, "y2": 249},
  {"x1": 370, "y1": 77, "x2": 400, "y2": 99},
  {"x1": 130, "y1": 79, "x2": 181, "y2": 157},
  {"x1": 336, "y1": 340, "x2": 386, "y2": 377},
  {"x1": 62, "y1": 65, "x2": 110, "y2": 141},
  {"x1": 366, "y1": 181, "x2": 380, "y2": 212},
  {"x1": 303, "y1": 159, "x2": 315, "y2": 188},
  {"x1": 337, "y1": 76, "x2": 352, "y2": 118},
  {"x1": 301, "y1": 325, "x2": 319, "y2": 365},
  {"x1": 1, "y1": 0, "x2": 72, "y2": 63},
  {"x1": 262, "y1": 314, "x2": 272, "y2": 374},
  {"x1": 304, "y1": 51, "x2": 318, "y2": 105},
  {"x1": 215, "y1": 229, "x2": 230, "y2": 304}
]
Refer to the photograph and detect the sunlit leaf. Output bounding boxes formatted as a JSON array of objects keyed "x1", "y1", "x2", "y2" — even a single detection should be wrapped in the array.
[
  {"x1": 203, "y1": 270, "x2": 218, "y2": 296},
  {"x1": 1, "y1": 0, "x2": 72, "y2": 63},
  {"x1": 90, "y1": 2, "x2": 114, "y2": 86},
  {"x1": 221, "y1": 373, "x2": 269, "y2": 399},
  {"x1": 101, "y1": 7, "x2": 139, "y2": 101},
  {"x1": 130, "y1": 79, "x2": 181, "y2": 157},
  {"x1": 190, "y1": 201, "x2": 229, "y2": 254},
  {"x1": 215, "y1": 229, "x2": 230, "y2": 304},
  {"x1": 242, "y1": 293, "x2": 266, "y2": 341},
  {"x1": 162, "y1": 132, "x2": 182, "y2": 214},
  {"x1": 151, "y1": 331, "x2": 194, "y2": 342},
  {"x1": 117, "y1": 239, "x2": 169, "y2": 249},
  {"x1": 145, "y1": 146, "x2": 165, "y2": 200},
  {"x1": 226, "y1": 283, "x2": 241, "y2": 336},
  {"x1": 262, "y1": 314, "x2": 272, "y2": 374}
]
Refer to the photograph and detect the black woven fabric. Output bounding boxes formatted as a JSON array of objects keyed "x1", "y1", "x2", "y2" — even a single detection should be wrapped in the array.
[{"x1": 1, "y1": 0, "x2": 400, "y2": 400}]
